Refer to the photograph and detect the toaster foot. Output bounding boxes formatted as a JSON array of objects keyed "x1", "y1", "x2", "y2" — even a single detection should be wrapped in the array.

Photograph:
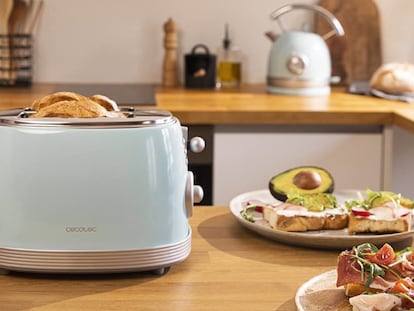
[
  {"x1": 151, "y1": 266, "x2": 170, "y2": 276},
  {"x1": 0, "y1": 268, "x2": 9, "y2": 275}
]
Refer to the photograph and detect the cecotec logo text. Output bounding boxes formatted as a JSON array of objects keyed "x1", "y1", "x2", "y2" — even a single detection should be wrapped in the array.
[{"x1": 65, "y1": 226, "x2": 97, "y2": 233}]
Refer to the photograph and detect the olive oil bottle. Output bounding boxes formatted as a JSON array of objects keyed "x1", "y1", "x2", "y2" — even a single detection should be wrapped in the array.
[{"x1": 217, "y1": 24, "x2": 242, "y2": 88}]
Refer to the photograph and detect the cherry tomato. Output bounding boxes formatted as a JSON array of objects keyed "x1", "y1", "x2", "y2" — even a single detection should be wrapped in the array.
[
  {"x1": 367, "y1": 243, "x2": 395, "y2": 266},
  {"x1": 391, "y1": 278, "x2": 414, "y2": 293}
]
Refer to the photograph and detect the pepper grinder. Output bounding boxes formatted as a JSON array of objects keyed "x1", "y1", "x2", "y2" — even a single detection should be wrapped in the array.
[{"x1": 162, "y1": 18, "x2": 178, "y2": 87}]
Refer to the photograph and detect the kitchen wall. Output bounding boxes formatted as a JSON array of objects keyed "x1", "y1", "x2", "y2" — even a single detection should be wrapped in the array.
[{"x1": 34, "y1": 0, "x2": 414, "y2": 84}]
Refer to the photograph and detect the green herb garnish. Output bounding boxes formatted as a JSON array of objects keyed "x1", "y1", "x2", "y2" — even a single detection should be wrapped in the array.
[
  {"x1": 240, "y1": 204, "x2": 257, "y2": 223},
  {"x1": 350, "y1": 243, "x2": 384, "y2": 287},
  {"x1": 345, "y1": 189, "x2": 414, "y2": 211},
  {"x1": 349, "y1": 243, "x2": 406, "y2": 288}
]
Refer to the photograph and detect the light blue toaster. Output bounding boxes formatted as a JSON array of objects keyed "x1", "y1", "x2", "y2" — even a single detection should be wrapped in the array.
[{"x1": 0, "y1": 108, "x2": 203, "y2": 274}]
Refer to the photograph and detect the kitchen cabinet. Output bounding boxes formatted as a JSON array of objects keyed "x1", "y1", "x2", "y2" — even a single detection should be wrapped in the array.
[
  {"x1": 391, "y1": 126, "x2": 414, "y2": 199},
  {"x1": 213, "y1": 125, "x2": 384, "y2": 205}
]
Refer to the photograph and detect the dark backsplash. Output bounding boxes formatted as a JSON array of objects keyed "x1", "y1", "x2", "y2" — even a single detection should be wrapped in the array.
[{"x1": 53, "y1": 83, "x2": 156, "y2": 106}]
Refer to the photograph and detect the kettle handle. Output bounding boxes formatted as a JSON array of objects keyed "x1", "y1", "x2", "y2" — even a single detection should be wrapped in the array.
[{"x1": 270, "y1": 4, "x2": 344, "y2": 40}]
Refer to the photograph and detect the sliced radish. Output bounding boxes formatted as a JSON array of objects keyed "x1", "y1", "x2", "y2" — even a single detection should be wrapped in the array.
[
  {"x1": 246, "y1": 200, "x2": 266, "y2": 213},
  {"x1": 254, "y1": 205, "x2": 264, "y2": 213},
  {"x1": 351, "y1": 208, "x2": 371, "y2": 217}
]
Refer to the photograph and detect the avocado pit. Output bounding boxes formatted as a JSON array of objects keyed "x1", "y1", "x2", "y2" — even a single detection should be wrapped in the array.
[{"x1": 293, "y1": 170, "x2": 322, "y2": 190}]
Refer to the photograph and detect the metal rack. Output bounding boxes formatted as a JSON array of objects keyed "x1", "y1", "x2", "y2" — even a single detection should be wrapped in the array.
[{"x1": 0, "y1": 34, "x2": 32, "y2": 86}]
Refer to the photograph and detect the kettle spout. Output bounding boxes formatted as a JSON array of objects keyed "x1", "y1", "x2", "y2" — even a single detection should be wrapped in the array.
[{"x1": 265, "y1": 31, "x2": 278, "y2": 42}]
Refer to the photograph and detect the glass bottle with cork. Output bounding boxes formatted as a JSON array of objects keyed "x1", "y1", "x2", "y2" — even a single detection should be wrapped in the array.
[{"x1": 216, "y1": 24, "x2": 242, "y2": 88}]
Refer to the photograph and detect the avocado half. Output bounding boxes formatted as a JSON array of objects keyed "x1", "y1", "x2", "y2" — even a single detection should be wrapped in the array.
[{"x1": 268, "y1": 166, "x2": 335, "y2": 202}]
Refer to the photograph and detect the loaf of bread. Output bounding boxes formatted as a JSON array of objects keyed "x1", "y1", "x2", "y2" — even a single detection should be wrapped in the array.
[{"x1": 370, "y1": 62, "x2": 414, "y2": 94}]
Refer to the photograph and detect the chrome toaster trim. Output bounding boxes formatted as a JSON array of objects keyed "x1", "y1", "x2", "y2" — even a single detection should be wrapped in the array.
[{"x1": 0, "y1": 107, "x2": 175, "y2": 128}]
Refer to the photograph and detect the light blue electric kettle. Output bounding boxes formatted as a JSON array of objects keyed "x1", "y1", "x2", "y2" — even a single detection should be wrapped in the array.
[{"x1": 266, "y1": 4, "x2": 344, "y2": 96}]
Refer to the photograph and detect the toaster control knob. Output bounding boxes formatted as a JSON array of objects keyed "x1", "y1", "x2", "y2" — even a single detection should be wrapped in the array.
[
  {"x1": 189, "y1": 136, "x2": 205, "y2": 153},
  {"x1": 185, "y1": 172, "x2": 204, "y2": 218},
  {"x1": 193, "y1": 186, "x2": 204, "y2": 204},
  {"x1": 286, "y1": 54, "x2": 308, "y2": 75}
]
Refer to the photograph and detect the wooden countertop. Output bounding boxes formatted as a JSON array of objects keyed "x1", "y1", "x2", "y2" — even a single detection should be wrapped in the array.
[
  {"x1": 158, "y1": 84, "x2": 414, "y2": 134},
  {"x1": 1, "y1": 83, "x2": 414, "y2": 133},
  {"x1": 0, "y1": 206, "x2": 342, "y2": 311}
]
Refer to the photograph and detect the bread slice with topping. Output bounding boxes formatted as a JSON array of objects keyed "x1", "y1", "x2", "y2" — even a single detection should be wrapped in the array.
[
  {"x1": 345, "y1": 190, "x2": 414, "y2": 234},
  {"x1": 348, "y1": 207, "x2": 412, "y2": 234},
  {"x1": 262, "y1": 202, "x2": 348, "y2": 232}
]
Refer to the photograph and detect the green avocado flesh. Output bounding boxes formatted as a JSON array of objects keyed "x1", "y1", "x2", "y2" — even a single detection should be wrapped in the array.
[{"x1": 268, "y1": 166, "x2": 334, "y2": 202}]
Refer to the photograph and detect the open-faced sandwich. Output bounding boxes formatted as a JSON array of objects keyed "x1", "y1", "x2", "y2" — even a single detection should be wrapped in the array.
[
  {"x1": 337, "y1": 243, "x2": 414, "y2": 311},
  {"x1": 266, "y1": 166, "x2": 348, "y2": 231},
  {"x1": 240, "y1": 166, "x2": 349, "y2": 232},
  {"x1": 345, "y1": 189, "x2": 414, "y2": 234},
  {"x1": 241, "y1": 192, "x2": 348, "y2": 232},
  {"x1": 240, "y1": 165, "x2": 414, "y2": 234}
]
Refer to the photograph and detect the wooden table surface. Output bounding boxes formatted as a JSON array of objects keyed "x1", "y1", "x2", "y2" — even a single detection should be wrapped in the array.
[
  {"x1": 1, "y1": 83, "x2": 414, "y2": 133},
  {"x1": 0, "y1": 206, "x2": 344, "y2": 311}
]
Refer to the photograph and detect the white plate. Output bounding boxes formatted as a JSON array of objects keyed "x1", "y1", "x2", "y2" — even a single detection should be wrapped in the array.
[
  {"x1": 295, "y1": 270, "x2": 351, "y2": 311},
  {"x1": 229, "y1": 189, "x2": 414, "y2": 249}
]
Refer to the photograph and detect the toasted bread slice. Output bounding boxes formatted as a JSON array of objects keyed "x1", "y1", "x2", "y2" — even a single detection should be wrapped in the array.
[
  {"x1": 263, "y1": 204, "x2": 348, "y2": 232},
  {"x1": 31, "y1": 91, "x2": 87, "y2": 111},
  {"x1": 30, "y1": 99, "x2": 109, "y2": 118},
  {"x1": 324, "y1": 213, "x2": 349, "y2": 230},
  {"x1": 344, "y1": 283, "x2": 380, "y2": 297},
  {"x1": 345, "y1": 283, "x2": 366, "y2": 297},
  {"x1": 89, "y1": 94, "x2": 120, "y2": 111},
  {"x1": 348, "y1": 212, "x2": 412, "y2": 234},
  {"x1": 273, "y1": 213, "x2": 326, "y2": 231}
]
